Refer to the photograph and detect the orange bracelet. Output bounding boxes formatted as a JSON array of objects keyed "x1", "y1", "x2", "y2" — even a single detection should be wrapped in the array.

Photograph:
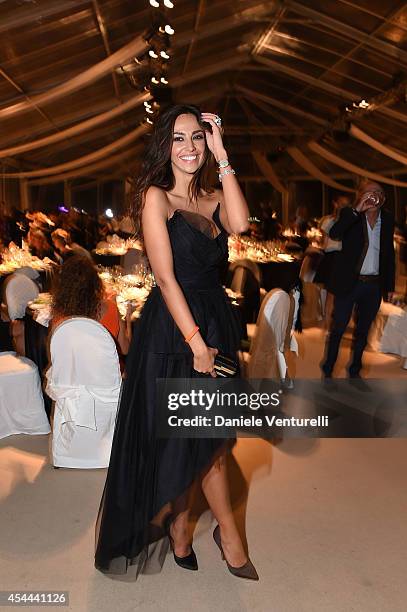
[{"x1": 185, "y1": 325, "x2": 200, "y2": 343}]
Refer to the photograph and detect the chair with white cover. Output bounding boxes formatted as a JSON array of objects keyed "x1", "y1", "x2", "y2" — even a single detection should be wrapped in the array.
[
  {"x1": 378, "y1": 304, "x2": 407, "y2": 369},
  {"x1": 245, "y1": 289, "x2": 296, "y2": 382},
  {"x1": 2, "y1": 268, "x2": 39, "y2": 321},
  {"x1": 46, "y1": 318, "x2": 122, "y2": 468},
  {"x1": 0, "y1": 352, "x2": 50, "y2": 439}
]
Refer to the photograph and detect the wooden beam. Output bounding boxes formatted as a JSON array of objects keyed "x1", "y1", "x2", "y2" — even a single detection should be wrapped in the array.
[
  {"x1": 241, "y1": 95, "x2": 298, "y2": 130},
  {"x1": 0, "y1": 0, "x2": 89, "y2": 35},
  {"x1": 173, "y1": 1, "x2": 277, "y2": 48},
  {"x1": 182, "y1": 0, "x2": 206, "y2": 75},
  {"x1": 236, "y1": 84, "x2": 328, "y2": 126},
  {"x1": 253, "y1": 55, "x2": 407, "y2": 125},
  {"x1": 92, "y1": 0, "x2": 122, "y2": 103},
  {"x1": 285, "y1": 0, "x2": 407, "y2": 65}
]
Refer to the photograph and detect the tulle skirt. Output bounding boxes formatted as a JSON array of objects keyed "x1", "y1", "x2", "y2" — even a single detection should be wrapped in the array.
[{"x1": 94, "y1": 286, "x2": 241, "y2": 577}]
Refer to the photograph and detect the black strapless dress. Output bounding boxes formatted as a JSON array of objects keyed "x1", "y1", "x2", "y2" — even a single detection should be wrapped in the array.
[{"x1": 94, "y1": 203, "x2": 242, "y2": 577}]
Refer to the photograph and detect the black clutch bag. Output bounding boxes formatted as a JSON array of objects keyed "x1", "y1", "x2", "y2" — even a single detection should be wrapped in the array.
[{"x1": 213, "y1": 353, "x2": 238, "y2": 377}]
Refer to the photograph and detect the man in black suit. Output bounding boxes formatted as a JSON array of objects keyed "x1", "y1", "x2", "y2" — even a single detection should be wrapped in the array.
[{"x1": 321, "y1": 181, "x2": 395, "y2": 378}]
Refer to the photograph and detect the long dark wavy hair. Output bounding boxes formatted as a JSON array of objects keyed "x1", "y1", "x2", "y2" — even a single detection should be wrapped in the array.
[
  {"x1": 51, "y1": 254, "x2": 104, "y2": 320},
  {"x1": 131, "y1": 104, "x2": 215, "y2": 237}
]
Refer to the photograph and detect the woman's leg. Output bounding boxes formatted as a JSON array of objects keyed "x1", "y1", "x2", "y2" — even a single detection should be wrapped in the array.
[
  {"x1": 170, "y1": 486, "x2": 195, "y2": 557},
  {"x1": 201, "y1": 451, "x2": 247, "y2": 567}
]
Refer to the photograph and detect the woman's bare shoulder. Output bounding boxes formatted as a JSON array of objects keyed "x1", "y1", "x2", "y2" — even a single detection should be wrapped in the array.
[{"x1": 144, "y1": 186, "x2": 170, "y2": 215}]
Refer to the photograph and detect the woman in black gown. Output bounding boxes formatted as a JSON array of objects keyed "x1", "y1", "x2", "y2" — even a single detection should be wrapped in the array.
[{"x1": 94, "y1": 104, "x2": 258, "y2": 581}]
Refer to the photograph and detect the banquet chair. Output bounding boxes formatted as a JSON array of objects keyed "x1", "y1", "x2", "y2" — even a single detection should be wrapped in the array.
[
  {"x1": 0, "y1": 352, "x2": 50, "y2": 440},
  {"x1": 243, "y1": 289, "x2": 297, "y2": 383},
  {"x1": 46, "y1": 317, "x2": 122, "y2": 469},
  {"x1": 229, "y1": 259, "x2": 261, "y2": 325},
  {"x1": 375, "y1": 303, "x2": 407, "y2": 369},
  {"x1": 1, "y1": 270, "x2": 40, "y2": 355},
  {"x1": 2, "y1": 270, "x2": 39, "y2": 321}
]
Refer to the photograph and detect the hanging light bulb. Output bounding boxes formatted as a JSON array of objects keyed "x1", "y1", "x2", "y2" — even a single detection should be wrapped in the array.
[
  {"x1": 164, "y1": 0, "x2": 174, "y2": 7},
  {"x1": 160, "y1": 77, "x2": 168, "y2": 84},
  {"x1": 149, "y1": 50, "x2": 158, "y2": 58},
  {"x1": 149, "y1": 0, "x2": 160, "y2": 7},
  {"x1": 145, "y1": 107, "x2": 154, "y2": 114},
  {"x1": 160, "y1": 50, "x2": 170, "y2": 59},
  {"x1": 164, "y1": 24, "x2": 175, "y2": 35},
  {"x1": 151, "y1": 76, "x2": 159, "y2": 84},
  {"x1": 146, "y1": 117, "x2": 154, "y2": 124}
]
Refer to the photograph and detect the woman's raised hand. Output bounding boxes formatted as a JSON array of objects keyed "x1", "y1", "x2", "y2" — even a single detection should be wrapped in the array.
[{"x1": 200, "y1": 112, "x2": 227, "y2": 163}]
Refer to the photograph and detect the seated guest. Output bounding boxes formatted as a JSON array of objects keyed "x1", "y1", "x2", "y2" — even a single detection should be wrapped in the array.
[
  {"x1": 27, "y1": 228, "x2": 58, "y2": 262},
  {"x1": 50, "y1": 255, "x2": 131, "y2": 356},
  {"x1": 248, "y1": 220, "x2": 263, "y2": 241},
  {"x1": 51, "y1": 229, "x2": 91, "y2": 263},
  {"x1": 292, "y1": 221, "x2": 310, "y2": 252},
  {"x1": 295, "y1": 205, "x2": 310, "y2": 229}
]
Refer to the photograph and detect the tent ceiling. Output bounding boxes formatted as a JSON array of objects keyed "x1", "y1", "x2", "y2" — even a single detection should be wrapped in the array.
[{"x1": 0, "y1": 0, "x2": 406, "y2": 185}]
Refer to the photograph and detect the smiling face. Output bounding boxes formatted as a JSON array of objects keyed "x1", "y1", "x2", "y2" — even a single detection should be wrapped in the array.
[{"x1": 170, "y1": 113, "x2": 206, "y2": 175}]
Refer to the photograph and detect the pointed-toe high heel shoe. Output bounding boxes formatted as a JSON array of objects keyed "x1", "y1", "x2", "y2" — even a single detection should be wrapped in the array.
[
  {"x1": 213, "y1": 525, "x2": 259, "y2": 581},
  {"x1": 166, "y1": 521, "x2": 198, "y2": 571}
]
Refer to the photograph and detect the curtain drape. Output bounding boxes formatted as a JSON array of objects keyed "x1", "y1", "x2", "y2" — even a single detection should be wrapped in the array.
[
  {"x1": 287, "y1": 147, "x2": 355, "y2": 192},
  {"x1": 0, "y1": 93, "x2": 150, "y2": 159},
  {"x1": 0, "y1": 36, "x2": 147, "y2": 119},
  {"x1": 252, "y1": 152, "x2": 287, "y2": 193},
  {"x1": 308, "y1": 141, "x2": 407, "y2": 187},
  {"x1": 3, "y1": 125, "x2": 149, "y2": 178},
  {"x1": 349, "y1": 124, "x2": 407, "y2": 166}
]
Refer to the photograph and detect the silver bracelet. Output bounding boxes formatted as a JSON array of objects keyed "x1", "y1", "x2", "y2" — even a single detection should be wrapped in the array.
[
  {"x1": 217, "y1": 158, "x2": 230, "y2": 169},
  {"x1": 219, "y1": 168, "x2": 236, "y2": 182}
]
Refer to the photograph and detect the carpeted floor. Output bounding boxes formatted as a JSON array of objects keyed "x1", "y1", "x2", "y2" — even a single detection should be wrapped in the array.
[{"x1": 1, "y1": 326, "x2": 406, "y2": 612}]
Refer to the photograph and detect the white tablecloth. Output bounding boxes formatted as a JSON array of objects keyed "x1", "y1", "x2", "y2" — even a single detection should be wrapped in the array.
[
  {"x1": 379, "y1": 304, "x2": 407, "y2": 368},
  {"x1": 0, "y1": 352, "x2": 50, "y2": 439}
]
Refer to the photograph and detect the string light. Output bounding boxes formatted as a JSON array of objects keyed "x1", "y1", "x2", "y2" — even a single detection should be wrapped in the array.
[
  {"x1": 345, "y1": 98, "x2": 370, "y2": 112},
  {"x1": 358, "y1": 99, "x2": 370, "y2": 108},
  {"x1": 142, "y1": 3, "x2": 174, "y2": 125}
]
